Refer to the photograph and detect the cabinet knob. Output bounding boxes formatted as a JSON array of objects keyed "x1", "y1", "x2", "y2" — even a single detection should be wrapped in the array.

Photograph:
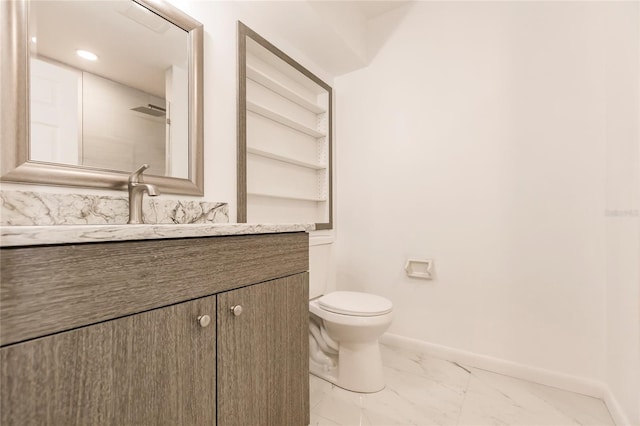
[
  {"x1": 230, "y1": 305, "x2": 243, "y2": 316},
  {"x1": 198, "y1": 314, "x2": 211, "y2": 328}
]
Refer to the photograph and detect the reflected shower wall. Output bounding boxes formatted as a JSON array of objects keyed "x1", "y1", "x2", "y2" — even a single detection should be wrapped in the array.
[{"x1": 82, "y1": 71, "x2": 165, "y2": 175}]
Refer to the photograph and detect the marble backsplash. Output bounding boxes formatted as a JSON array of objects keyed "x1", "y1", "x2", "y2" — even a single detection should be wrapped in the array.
[{"x1": 0, "y1": 190, "x2": 229, "y2": 226}]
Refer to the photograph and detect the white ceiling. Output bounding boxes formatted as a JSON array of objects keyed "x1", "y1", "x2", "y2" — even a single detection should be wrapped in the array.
[{"x1": 240, "y1": 0, "x2": 413, "y2": 76}]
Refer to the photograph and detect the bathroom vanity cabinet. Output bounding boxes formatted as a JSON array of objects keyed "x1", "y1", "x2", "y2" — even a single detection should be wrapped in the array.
[{"x1": 0, "y1": 232, "x2": 309, "y2": 426}]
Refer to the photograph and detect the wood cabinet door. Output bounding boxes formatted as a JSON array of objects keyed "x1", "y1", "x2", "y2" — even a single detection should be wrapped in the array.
[
  {"x1": 217, "y1": 273, "x2": 309, "y2": 426},
  {"x1": 1, "y1": 295, "x2": 216, "y2": 426}
]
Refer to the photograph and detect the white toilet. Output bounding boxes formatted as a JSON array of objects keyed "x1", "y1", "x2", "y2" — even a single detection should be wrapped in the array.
[
  {"x1": 309, "y1": 291, "x2": 393, "y2": 392},
  {"x1": 308, "y1": 240, "x2": 394, "y2": 393}
]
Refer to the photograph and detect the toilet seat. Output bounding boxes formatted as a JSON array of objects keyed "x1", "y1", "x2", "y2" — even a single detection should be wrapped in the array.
[{"x1": 318, "y1": 291, "x2": 393, "y2": 317}]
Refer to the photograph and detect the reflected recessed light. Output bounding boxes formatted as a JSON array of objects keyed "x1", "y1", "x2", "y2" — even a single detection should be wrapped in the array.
[
  {"x1": 31, "y1": 36, "x2": 37, "y2": 44},
  {"x1": 76, "y1": 49, "x2": 98, "y2": 61}
]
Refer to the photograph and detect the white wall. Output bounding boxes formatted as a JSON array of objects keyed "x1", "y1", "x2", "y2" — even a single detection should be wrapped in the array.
[
  {"x1": 335, "y1": 1, "x2": 619, "y2": 387},
  {"x1": 604, "y1": 3, "x2": 640, "y2": 425}
]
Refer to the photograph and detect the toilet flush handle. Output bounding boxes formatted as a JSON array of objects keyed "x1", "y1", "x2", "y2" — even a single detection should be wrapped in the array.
[{"x1": 230, "y1": 305, "x2": 243, "y2": 316}]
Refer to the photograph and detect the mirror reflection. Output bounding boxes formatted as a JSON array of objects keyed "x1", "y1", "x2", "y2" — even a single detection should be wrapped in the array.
[{"x1": 29, "y1": 0, "x2": 189, "y2": 178}]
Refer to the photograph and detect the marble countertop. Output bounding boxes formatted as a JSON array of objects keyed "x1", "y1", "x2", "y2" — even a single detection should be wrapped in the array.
[{"x1": 0, "y1": 223, "x2": 316, "y2": 247}]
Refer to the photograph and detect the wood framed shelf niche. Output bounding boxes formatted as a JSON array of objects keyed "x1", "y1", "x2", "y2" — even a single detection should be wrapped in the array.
[{"x1": 237, "y1": 22, "x2": 333, "y2": 230}]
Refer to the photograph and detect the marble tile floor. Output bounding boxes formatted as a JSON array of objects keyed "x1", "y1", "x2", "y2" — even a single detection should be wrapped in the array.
[{"x1": 309, "y1": 345, "x2": 614, "y2": 426}]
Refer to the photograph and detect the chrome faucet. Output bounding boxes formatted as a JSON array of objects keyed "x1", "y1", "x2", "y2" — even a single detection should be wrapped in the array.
[{"x1": 127, "y1": 164, "x2": 160, "y2": 224}]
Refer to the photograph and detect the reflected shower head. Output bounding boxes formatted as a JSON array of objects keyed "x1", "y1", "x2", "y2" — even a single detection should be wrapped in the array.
[{"x1": 131, "y1": 104, "x2": 166, "y2": 117}]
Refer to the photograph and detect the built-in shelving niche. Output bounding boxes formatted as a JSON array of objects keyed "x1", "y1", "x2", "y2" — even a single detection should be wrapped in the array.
[{"x1": 237, "y1": 22, "x2": 333, "y2": 229}]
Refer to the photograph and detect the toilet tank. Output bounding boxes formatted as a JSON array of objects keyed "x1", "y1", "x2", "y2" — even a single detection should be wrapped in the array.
[{"x1": 309, "y1": 235, "x2": 335, "y2": 299}]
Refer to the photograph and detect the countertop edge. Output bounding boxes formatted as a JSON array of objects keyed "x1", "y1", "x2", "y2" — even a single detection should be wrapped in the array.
[{"x1": 0, "y1": 223, "x2": 316, "y2": 247}]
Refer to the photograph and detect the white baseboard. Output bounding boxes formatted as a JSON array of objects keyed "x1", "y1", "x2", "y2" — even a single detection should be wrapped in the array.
[
  {"x1": 380, "y1": 333, "x2": 633, "y2": 426},
  {"x1": 602, "y1": 386, "x2": 635, "y2": 426}
]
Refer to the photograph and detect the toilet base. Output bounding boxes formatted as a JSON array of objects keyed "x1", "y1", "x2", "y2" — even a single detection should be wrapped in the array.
[{"x1": 310, "y1": 339, "x2": 386, "y2": 393}]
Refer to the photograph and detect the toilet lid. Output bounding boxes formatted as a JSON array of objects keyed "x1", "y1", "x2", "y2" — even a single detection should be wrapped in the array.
[{"x1": 318, "y1": 291, "x2": 393, "y2": 316}]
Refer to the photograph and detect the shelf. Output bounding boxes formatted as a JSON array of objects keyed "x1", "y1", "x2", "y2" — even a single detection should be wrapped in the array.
[
  {"x1": 247, "y1": 147, "x2": 326, "y2": 170},
  {"x1": 247, "y1": 65, "x2": 326, "y2": 114},
  {"x1": 247, "y1": 101, "x2": 326, "y2": 138},
  {"x1": 248, "y1": 191, "x2": 326, "y2": 202},
  {"x1": 241, "y1": 25, "x2": 332, "y2": 228}
]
